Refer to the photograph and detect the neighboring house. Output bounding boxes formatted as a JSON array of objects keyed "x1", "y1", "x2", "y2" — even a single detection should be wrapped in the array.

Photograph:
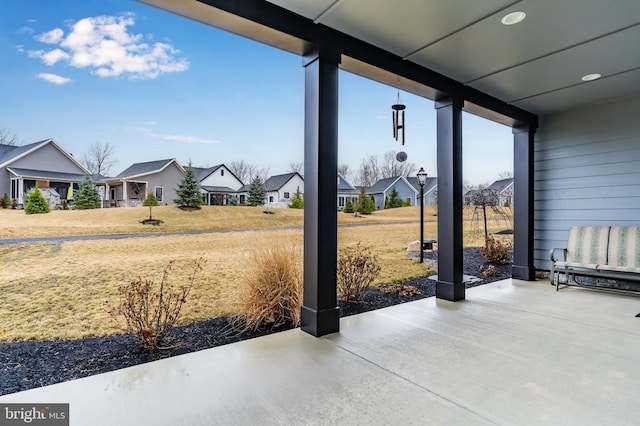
[
  {"x1": 406, "y1": 176, "x2": 438, "y2": 206},
  {"x1": 337, "y1": 173, "x2": 359, "y2": 210},
  {"x1": 0, "y1": 138, "x2": 91, "y2": 208},
  {"x1": 238, "y1": 172, "x2": 304, "y2": 207},
  {"x1": 192, "y1": 164, "x2": 244, "y2": 205},
  {"x1": 487, "y1": 178, "x2": 514, "y2": 207},
  {"x1": 367, "y1": 176, "x2": 418, "y2": 210},
  {"x1": 104, "y1": 159, "x2": 185, "y2": 207}
]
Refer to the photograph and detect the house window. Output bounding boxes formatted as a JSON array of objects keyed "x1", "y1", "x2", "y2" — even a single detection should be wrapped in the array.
[
  {"x1": 10, "y1": 179, "x2": 18, "y2": 200},
  {"x1": 239, "y1": 194, "x2": 245, "y2": 204},
  {"x1": 338, "y1": 196, "x2": 345, "y2": 207},
  {"x1": 269, "y1": 196, "x2": 274, "y2": 203},
  {"x1": 284, "y1": 192, "x2": 290, "y2": 199},
  {"x1": 221, "y1": 169, "x2": 224, "y2": 176},
  {"x1": 155, "y1": 186, "x2": 163, "y2": 202},
  {"x1": 406, "y1": 197, "x2": 411, "y2": 205}
]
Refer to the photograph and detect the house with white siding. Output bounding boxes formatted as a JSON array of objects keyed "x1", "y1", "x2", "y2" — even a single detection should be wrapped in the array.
[
  {"x1": 238, "y1": 172, "x2": 304, "y2": 207},
  {"x1": 192, "y1": 164, "x2": 244, "y2": 205}
]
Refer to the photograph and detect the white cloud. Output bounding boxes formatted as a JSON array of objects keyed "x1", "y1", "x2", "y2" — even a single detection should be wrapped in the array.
[
  {"x1": 35, "y1": 28, "x2": 64, "y2": 44},
  {"x1": 156, "y1": 134, "x2": 220, "y2": 145},
  {"x1": 30, "y1": 15, "x2": 189, "y2": 79},
  {"x1": 37, "y1": 73, "x2": 72, "y2": 85},
  {"x1": 17, "y1": 26, "x2": 35, "y2": 35}
]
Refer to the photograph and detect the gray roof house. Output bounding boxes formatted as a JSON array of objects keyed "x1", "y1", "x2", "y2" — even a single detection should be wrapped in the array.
[
  {"x1": 192, "y1": 164, "x2": 244, "y2": 205},
  {"x1": 337, "y1": 173, "x2": 359, "y2": 210},
  {"x1": 487, "y1": 178, "x2": 514, "y2": 207},
  {"x1": 0, "y1": 138, "x2": 91, "y2": 207},
  {"x1": 367, "y1": 176, "x2": 418, "y2": 210},
  {"x1": 104, "y1": 159, "x2": 185, "y2": 207},
  {"x1": 238, "y1": 172, "x2": 304, "y2": 207},
  {"x1": 406, "y1": 176, "x2": 438, "y2": 206}
]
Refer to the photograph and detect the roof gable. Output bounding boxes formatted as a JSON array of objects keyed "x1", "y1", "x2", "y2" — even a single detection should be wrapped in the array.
[
  {"x1": 114, "y1": 159, "x2": 184, "y2": 180},
  {"x1": 264, "y1": 172, "x2": 303, "y2": 191},
  {"x1": 0, "y1": 139, "x2": 90, "y2": 174},
  {"x1": 368, "y1": 176, "x2": 418, "y2": 195},
  {"x1": 487, "y1": 178, "x2": 514, "y2": 193}
]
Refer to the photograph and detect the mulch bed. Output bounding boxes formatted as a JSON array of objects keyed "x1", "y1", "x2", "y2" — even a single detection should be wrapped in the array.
[{"x1": 0, "y1": 247, "x2": 511, "y2": 396}]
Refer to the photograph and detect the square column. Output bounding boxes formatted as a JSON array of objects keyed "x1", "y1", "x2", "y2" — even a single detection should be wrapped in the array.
[
  {"x1": 512, "y1": 126, "x2": 536, "y2": 280},
  {"x1": 301, "y1": 47, "x2": 340, "y2": 337},
  {"x1": 435, "y1": 97, "x2": 465, "y2": 301}
]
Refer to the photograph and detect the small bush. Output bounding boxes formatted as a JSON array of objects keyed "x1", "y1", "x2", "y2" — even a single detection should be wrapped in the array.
[
  {"x1": 230, "y1": 241, "x2": 303, "y2": 331},
  {"x1": 481, "y1": 265, "x2": 500, "y2": 277},
  {"x1": 481, "y1": 236, "x2": 513, "y2": 264},
  {"x1": 0, "y1": 193, "x2": 10, "y2": 209},
  {"x1": 25, "y1": 189, "x2": 50, "y2": 214},
  {"x1": 337, "y1": 243, "x2": 381, "y2": 303},
  {"x1": 288, "y1": 187, "x2": 304, "y2": 209},
  {"x1": 343, "y1": 199, "x2": 354, "y2": 213},
  {"x1": 109, "y1": 258, "x2": 205, "y2": 350},
  {"x1": 11, "y1": 198, "x2": 17, "y2": 209},
  {"x1": 381, "y1": 284, "x2": 420, "y2": 297}
]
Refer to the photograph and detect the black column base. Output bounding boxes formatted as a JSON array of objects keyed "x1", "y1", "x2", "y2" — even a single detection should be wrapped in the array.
[
  {"x1": 436, "y1": 281, "x2": 465, "y2": 301},
  {"x1": 512, "y1": 265, "x2": 536, "y2": 281},
  {"x1": 301, "y1": 306, "x2": 340, "y2": 337}
]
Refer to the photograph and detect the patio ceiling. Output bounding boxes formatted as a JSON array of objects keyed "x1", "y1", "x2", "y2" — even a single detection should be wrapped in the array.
[{"x1": 141, "y1": 0, "x2": 640, "y2": 120}]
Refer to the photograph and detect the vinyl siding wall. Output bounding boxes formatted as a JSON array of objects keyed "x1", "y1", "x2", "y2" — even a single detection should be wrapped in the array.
[{"x1": 534, "y1": 94, "x2": 640, "y2": 270}]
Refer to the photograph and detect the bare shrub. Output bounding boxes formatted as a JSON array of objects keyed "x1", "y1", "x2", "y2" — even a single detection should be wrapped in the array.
[
  {"x1": 230, "y1": 241, "x2": 303, "y2": 332},
  {"x1": 109, "y1": 258, "x2": 205, "y2": 350},
  {"x1": 337, "y1": 244, "x2": 381, "y2": 303},
  {"x1": 481, "y1": 236, "x2": 513, "y2": 264},
  {"x1": 481, "y1": 265, "x2": 500, "y2": 277},
  {"x1": 381, "y1": 284, "x2": 420, "y2": 297}
]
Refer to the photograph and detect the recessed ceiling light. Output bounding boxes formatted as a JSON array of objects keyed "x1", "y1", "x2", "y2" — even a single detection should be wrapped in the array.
[
  {"x1": 581, "y1": 73, "x2": 602, "y2": 81},
  {"x1": 501, "y1": 11, "x2": 526, "y2": 25}
]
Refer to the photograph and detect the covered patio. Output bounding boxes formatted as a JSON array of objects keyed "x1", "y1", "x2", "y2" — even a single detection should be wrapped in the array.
[{"x1": 2, "y1": 279, "x2": 639, "y2": 424}]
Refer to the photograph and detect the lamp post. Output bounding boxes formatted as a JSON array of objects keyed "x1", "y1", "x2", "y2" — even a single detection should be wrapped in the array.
[{"x1": 416, "y1": 167, "x2": 428, "y2": 263}]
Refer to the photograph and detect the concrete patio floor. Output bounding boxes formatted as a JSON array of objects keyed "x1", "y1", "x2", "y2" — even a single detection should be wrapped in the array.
[{"x1": 1, "y1": 279, "x2": 639, "y2": 425}]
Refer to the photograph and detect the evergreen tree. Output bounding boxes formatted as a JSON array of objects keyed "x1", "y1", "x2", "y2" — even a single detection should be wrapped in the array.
[
  {"x1": 385, "y1": 187, "x2": 404, "y2": 209},
  {"x1": 0, "y1": 193, "x2": 10, "y2": 209},
  {"x1": 174, "y1": 164, "x2": 203, "y2": 208},
  {"x1": 227, "y1": 195, "x2": 238, "y2": 206},
  {"x1": 247, "y1": 175, "x2": 266, "y2": 207},
  {"x1": 25, "y1": 188, "x2": 50, "y2": 214},
  {"x1": 343, "y1": 199, "x2": 354, "y2": 213},
  {"x1": 74, "y1": 176, "x2": 101, "y2": 210},
  {"x1": 288, "y1": 187, "x2": 304, "y2": 209},
  {"x1": 143, "y1": 192, "x2": 160, "y2": 219},
  {"x1": 356, "y1": 187, "x2": 375, "y2": 214}
]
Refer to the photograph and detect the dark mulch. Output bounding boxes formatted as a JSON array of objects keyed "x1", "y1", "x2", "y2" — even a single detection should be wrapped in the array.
[{"x1": 0, "y1": 247, "x2": 511, "y2": 396}]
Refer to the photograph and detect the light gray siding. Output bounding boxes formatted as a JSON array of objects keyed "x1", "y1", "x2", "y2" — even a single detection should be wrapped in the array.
[
  {"x1": 11, "y1": 143, "x2": 84, "y2": 174},
  {"x1": 534, "y1": 94, "x2": 640, "y2": 270},
  {"x1": 150, "y1": 163, "x2": 184, "y2": 206}
]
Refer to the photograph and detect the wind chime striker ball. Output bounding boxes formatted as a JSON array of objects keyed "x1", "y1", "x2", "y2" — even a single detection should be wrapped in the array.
[{"x1": 396, "y1": 151, "x2": 408, "y2": 162}]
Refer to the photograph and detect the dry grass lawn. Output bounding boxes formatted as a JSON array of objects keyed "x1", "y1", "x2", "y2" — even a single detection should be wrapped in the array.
[{"x1": 0, "y1": 205, "x2": 512, "y2": 342}]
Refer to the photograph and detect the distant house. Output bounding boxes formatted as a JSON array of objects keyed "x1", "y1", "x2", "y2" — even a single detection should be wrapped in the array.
[
  {"x1": 367, "y1": 176, "x2": 418, "y2": 210},
  {"x1": 487, "y1": 177, "x2": 514, "y2": 207},
  {"x1": 238, "y1": 172, "x2": 304, "y2": 207},
  {"x1": 104, "y1": 159, "x2": 185, "y2": 207},
  {"x1": 406, "y1": 176, "x2": 438, "y2": 206},
  {"x1": 0, "y1": 138, "x2": 91, "y2": 208},
  {"x1": 337, "y1": 173, "x2": 359, "y2": 210},
  {"x1": 192, "y1": 164, "x2": 243, "y2": 205}
]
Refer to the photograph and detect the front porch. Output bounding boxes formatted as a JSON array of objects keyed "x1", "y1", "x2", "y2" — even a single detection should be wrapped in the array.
[{"x1": 2, "y1": 279, "x2": 638, "y2": 425}]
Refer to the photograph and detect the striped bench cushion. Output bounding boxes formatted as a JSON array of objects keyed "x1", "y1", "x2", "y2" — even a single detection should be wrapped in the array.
[
  {"x1": 600, "y1": 226, "x2": 640, "y2": 272},
  {"x1": 565, "y1": 226, "x2": 610, "y2": 268}
]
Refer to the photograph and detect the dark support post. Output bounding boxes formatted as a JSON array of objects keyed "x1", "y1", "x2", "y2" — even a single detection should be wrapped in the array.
[
  {"x1": 435, "y1": 97, "x2": 465, "y2": 301},
  {"x1": 512, "y1": 125, "x2": 536, "y2": 280},
  {"x1": 420, "y1": 185, "x2": 424, "y2": 264},
  {"x1": 301, "y1": 47, "x2": 340, "y2": 337}
]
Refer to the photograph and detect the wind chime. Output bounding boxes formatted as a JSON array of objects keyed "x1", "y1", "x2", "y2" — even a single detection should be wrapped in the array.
[{"x1": 392, "y1": 89, "x2": 408, "y2": 162}]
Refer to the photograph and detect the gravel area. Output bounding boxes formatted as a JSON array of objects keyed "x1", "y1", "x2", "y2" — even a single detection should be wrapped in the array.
[{"x1": 0, "y1": 247, "x2": 511, "y2": 396}]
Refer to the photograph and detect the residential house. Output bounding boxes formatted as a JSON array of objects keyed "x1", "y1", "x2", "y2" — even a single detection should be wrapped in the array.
[
  {"x1": 406, "y1": 176, "x2": 438, "y2": 206},
  {"x1": 487, "y1": 178, "x2": 514, "y2": 207},
  {"x1": 192, "y1": 164, "x2": 244, "y2": 205},
  {"x1": 0, "y1": 138, "x2": 91, "y2": 208},
  {"x1": 367, "y1": 176, "x2": 418, "y2": 210},
  {"x1": 104, "y1": 159, "x2": 184, "y2": 207},
  {"x1": 238, "y1": 172, "x2": 304, "y2": 207},
  {"x1": 337, "y1": 173, "x2": 359, "y2": 210}
]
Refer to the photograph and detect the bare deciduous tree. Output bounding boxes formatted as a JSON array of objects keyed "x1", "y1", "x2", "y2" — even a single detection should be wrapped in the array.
[
  {"x1": 356, "y1": 155, "x2": 381, "y2": 188},
  {"x1": 498, "y1": 170, "x2": 513, "y2": 179},
  {"x1": 288, "y1": 162, "x2": 303, "y2": 174},
  {"x1": 0, "y1": 128, "x2": 21, "y2": 156},
  {"x1": 83, "y1": 141, "x2": 117, "y2": 177},
  {"x1": 338, "y1": 163, "x2": 353, "y2": 183},
  {"x1": 380, "y1": 150, "x2": 416, "y2": 178},
  {"x1": 228, "y1": 160, "x2": 258, "y2": 184}
]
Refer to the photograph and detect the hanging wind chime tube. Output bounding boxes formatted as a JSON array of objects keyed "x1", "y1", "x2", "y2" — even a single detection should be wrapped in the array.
[{"x1": 392, "y1": 90, "x2": 406, "y2": 145}]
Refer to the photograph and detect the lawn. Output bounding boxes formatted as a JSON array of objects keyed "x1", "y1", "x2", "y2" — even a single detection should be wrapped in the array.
[{"x1": 0, "y1": 205, "x2": 512, "y2": 341}]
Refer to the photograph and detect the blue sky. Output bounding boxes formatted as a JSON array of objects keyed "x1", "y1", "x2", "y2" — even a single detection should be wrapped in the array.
[{"x1": 0, "y1": 0, "x2": 512, "y2": 185}]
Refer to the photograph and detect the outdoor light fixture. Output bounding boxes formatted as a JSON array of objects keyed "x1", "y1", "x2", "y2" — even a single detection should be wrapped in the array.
[
  {"x1": 581, "y1": 73, "x2": 602, "y2": 81},
  {"x1": 416, "y1": 167, "x2": 427, "y2": 263},
  {"x1": 392, "y1": 90, "x2": 406, "y2": 145},
  {"x1": 501, "y1": 11, "x2": 526, "y2": 25}
]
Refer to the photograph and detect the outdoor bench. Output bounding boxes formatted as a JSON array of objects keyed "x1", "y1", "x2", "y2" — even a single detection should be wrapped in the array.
[{"x1": 550, "y1": 226, "x2": 640, "y2": 294}]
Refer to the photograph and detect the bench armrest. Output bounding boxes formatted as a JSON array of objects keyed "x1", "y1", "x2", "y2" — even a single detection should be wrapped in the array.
[{"x1": 550, "y1": 248, "x2": 567, "y2": 262}]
